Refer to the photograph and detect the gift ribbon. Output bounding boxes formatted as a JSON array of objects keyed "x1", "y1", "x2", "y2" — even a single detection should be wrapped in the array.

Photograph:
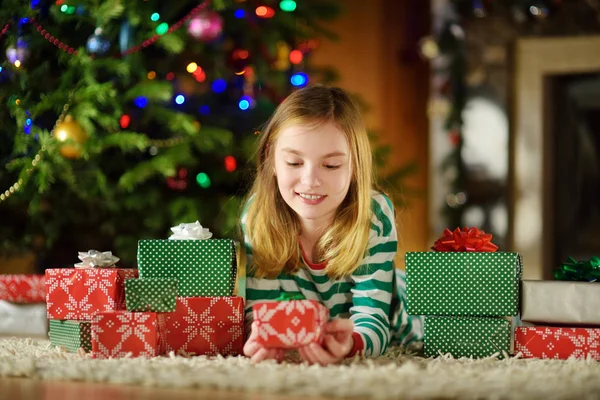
[
  {"x1": 431, "y1": 227, "x2": 498, "y2": 252},
  {"x1": 554, "y1": 256, "x2": 600, "y2": 282},
  {"x1": 168, "y1": 221, "x2": 212, "y2": 240},
  {"x1": 275, "y1": 292, "x2": 306, "y2": 301},
  {"x1": 74, "y1": 250, "x2": 119, "y2": 268}
]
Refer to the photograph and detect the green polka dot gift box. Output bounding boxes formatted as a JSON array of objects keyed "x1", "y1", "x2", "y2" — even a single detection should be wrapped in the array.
[
  {"x1": 49, "y1": 320, "x2": 92, "y2": 353},
  {"x1": 424, "y1": 316, "x2": 511, "y2": 359},
  {"x1": 406, "y1": 252, "x2": 522, "y2": 316},
  {"x1": 137, "y1": 239, "x2": 236, "y2": 297},
  {"x1": 125, "y1": 278, "x2": 177, "y2": 312}
]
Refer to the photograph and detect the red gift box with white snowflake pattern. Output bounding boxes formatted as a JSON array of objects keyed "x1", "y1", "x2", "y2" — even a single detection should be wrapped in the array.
[
  {"x1": 252, "y1": 299, "x2": 329, "y2": 349},
  {"x1": 45, "y1": 268, "x2": 138, "y2": 320},
  {"x1": 163, "y1": 296, "x2": 244, "y2": 356},
  {"x1": 91, "y1": 311, "x2": 166, "y2": 359},
  {"x1": 515, "y1": 326, "x2": 600, "y2": 360},
  {"x1": 0, "y1": 274, "x2": 46, "y2": 303}
]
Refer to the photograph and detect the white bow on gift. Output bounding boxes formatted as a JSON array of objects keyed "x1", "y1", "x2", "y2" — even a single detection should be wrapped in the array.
[
  {"x1": 75, "y1": 250, "x2": 120, "y2": 269},
  {"x1": 168, "y1": 221, "x2": 213, "y2": 240}
]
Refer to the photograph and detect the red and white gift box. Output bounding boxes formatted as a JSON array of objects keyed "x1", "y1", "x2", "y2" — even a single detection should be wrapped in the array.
[
  {"x1": 252, "y1": 299, "x2": 329, "y2": 349},
  {"x1": 91, "y1": 311, "x2": 166, "y2": 359},
  {"x1": 515, "y1": 326, "x2": 600, "y2": 360},
  {"x1": 45, "y1": 268, "x2": 138, "y2": 320},
  {"x1": 163, "y1": 296, "x2": 244, "y2": 356},
  {"x1": 0, "y1": 274, "x2": 45, "y2": 303}
]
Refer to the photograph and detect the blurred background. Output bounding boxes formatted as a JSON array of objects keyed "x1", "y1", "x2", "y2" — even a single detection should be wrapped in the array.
[{"x1": 1, "y1": 0, "x2": 599, "y2": 280}]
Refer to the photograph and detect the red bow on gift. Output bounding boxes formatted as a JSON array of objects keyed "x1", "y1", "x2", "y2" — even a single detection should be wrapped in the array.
[{"x1": 431, "y1": 227, "x2": 498, "y2": 252}]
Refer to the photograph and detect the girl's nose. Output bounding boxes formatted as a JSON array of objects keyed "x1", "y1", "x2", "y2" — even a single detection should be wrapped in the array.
[{"x1": 300, "y1": 166, "x2": 322, "y2": 187}]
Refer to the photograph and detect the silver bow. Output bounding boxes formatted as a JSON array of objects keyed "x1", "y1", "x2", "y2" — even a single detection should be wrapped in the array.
[
  {"x1": 74, "y1": 250, "x2": 120, "y2": 269},
  {"x1": 168, "y1": 221, "x2": 212, "y2": 240}
]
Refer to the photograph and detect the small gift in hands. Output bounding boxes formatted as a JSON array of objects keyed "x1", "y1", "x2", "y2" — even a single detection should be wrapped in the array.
[{"x1": 251, "y1": 293, "x2": 330, "y2": 350}]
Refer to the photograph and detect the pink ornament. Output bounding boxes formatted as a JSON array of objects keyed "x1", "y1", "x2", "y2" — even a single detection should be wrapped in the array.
[{"x1": 187, "y1": 10, "x2": 223, "y2": 42}]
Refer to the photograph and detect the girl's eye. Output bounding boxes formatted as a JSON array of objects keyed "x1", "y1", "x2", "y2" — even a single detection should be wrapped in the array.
[
  {"x1": 286, "y1": 162, "x2": 301, "y2": 167},
  {"x1": 325, "y1": 165, "x2": 340, "y2": 170}
]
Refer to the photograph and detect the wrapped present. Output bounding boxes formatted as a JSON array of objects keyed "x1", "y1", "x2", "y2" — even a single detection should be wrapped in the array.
[
  {"x1": 49, "y1": 320, "x2": 92, "y2": 353},
  {"x1": 46, "y1": 267, "x2": 138, "y2": 320},
  {"x1": 406, "y1": 252, "x2": 522, "y2": 316},
  {"x1": 0, "y1": 300, "x2": 47, "y2": 336},
  {"x1": 521, "y1": 280, "x2": 600, "y2": 325},
  {"x1": 163, "y1": 296, "x2": 244, "y2": 356},
  {"x1": 515, "y1": 326, "x2": 600, "y2": 360},
  {"x1": 424, "y1": 316, "x2": 511, "y2": 358},
  {"x1": 91, "y1": 311, "x2": 166, "y2": 359},
  {"x1": 125, "y1": 278, "x2": 177, "y2": 312},
  {"x1": 0, "y1": 274, "x2": 45, "y2": 303},
  {"x1": 252, "y1": 297, "x2": 329, "y2": 349},
  {"x1": 137, "y1": 223, "x2": 236, "y2": 297}
]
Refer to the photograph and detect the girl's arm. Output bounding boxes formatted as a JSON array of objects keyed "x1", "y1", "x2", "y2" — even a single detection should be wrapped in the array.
[{"x1": 348, "y1": 193, "x2": 397, "y2": 357}]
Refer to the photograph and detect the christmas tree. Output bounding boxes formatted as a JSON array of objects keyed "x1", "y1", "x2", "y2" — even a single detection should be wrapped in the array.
[{"x1": 0, "y1": 0, "x2": 341, "y2": 269}]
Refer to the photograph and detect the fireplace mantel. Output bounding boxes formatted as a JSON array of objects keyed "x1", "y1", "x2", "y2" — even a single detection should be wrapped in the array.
[{"x1": 510, "y1": 35, "x2": 600, "y2": 279}]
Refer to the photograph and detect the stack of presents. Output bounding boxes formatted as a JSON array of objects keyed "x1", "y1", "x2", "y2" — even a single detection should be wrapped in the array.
[
  {"x1": 44, "y1": 221, "x2": 322, "y2": 358},
  {"x1": 0, "y1": 274, "x2": 47, "y2": 336},
  {"x1": 46, "y1": 222, "x2": 245, "y2": 358},
  {"x1": 10, "y1": 222, "x2": 597, "y2": 361},
  {"x1": 406, "y1": 227, "x2": 600, "y2": 360}
]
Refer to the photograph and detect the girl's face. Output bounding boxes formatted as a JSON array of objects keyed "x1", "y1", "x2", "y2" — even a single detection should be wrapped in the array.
[{"x1": 273, "y1": 121, "x2": 352, "y2": 229}]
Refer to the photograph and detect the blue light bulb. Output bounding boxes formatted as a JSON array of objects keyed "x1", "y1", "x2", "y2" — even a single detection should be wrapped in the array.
[
  {"x1": 212, "y1": 79, "x2": 227, "y2": 93},
  {"x1": 291, "y1": 72, "x2": 308, "y2": 87}
]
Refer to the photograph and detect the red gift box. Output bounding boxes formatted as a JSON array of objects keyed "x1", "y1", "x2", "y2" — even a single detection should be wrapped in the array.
[
  {"x1": 91, "y1": 311, "x2": 166, "y2": 359},
  {"x1": 252, "y1": 299, "x2": 329, "y2": 349},
  {"x1": 163, "y1": 296, "x2": 244, "y2": 356},
  {"x1": 45, "y1": 268, "x2": 138, "y2": 320},
  {"x1": 515, "y1": 326, "x2": 600, "y2": 360},
  {"x1": 0, "y1": 274, "x2": 45, "y2": 303}
]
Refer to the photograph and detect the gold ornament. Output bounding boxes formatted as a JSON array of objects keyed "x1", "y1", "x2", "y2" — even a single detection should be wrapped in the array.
[
  {"x1": 55, "y1": 115, "x2": 88, "y2": 159},
  {"x1": 418, "y1": 36, "x2": 440, "y2": 60},
  {"x1": 273, "y1": 41, "x2": 291, "y2": 71}
]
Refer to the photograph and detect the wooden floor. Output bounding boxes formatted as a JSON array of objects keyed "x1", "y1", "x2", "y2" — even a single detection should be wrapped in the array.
[{"x1": 0, "y1": 377, "x2": 330, "y2": 400}]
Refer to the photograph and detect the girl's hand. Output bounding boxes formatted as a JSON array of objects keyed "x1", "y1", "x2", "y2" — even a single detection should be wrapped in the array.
[
  {"x1": 298, "y1": 318, "x2": 354, "y2": 366},
  {"x1": 243, "y1": 321, "x2": 286, "y2": 363}
]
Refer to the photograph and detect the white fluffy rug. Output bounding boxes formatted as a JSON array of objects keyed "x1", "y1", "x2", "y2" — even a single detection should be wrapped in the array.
[{"x1": 1, "y1": 338, "x2": 599, "y2": 399}]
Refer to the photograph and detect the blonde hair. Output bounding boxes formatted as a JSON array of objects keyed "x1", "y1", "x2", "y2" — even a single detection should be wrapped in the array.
[{"x1": 243, "y1": 85, "x2": 374, "y2": 279}]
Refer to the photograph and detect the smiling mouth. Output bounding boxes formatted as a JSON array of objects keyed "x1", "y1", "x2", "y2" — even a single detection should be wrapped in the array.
[{"x1": 297, "y1": 193, "x2": 325, "y2": 200}]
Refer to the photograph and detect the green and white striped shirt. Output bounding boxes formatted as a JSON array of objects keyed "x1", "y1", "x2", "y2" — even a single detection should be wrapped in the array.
[{"x1": 242, "y1": 191, "x2": 422, "y2": 357}]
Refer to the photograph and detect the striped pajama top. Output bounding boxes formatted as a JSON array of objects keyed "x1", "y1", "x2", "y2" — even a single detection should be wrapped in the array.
[{"x1": 242, "y1": 191, "x2": 420, "y2": 357}]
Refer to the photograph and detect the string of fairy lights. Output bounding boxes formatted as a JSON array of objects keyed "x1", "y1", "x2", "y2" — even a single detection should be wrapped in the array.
[
  {"x1": 1, "y1": 95, "x2": 73, "y2": 202},
  {"x1": 1, "y1": 0, "x2": 309, "y2": 201}
]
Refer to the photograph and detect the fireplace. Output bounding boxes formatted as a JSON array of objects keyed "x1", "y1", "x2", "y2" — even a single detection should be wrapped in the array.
[
  {"x1": 510, "y1": 36, "x2": 600, "y2": 279},
  {"x1": 549, "y1": 74, "x2": 600, "y2": 271}
]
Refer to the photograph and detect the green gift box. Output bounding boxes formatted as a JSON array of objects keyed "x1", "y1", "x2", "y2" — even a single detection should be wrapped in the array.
[
  {"x1": 125, "y1": 278, "x2": 177, "y2": 312},
  {"x1": 137, "y1": 239, "x2": 236, "y2": 297},
  {"x1": 424, "y1": 316, "x2": 511, "y2": 359},
  {"x1": 49, "y1": 320, "x2": 92, "y2": 353},
  {"x1": 406, "y1": 252, "x2": 522, "y2": 316}
]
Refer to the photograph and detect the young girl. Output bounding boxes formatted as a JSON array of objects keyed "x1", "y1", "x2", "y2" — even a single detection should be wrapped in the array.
[{"x1": 241, "y1": 85, "x2": 423, "y2": 365}]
